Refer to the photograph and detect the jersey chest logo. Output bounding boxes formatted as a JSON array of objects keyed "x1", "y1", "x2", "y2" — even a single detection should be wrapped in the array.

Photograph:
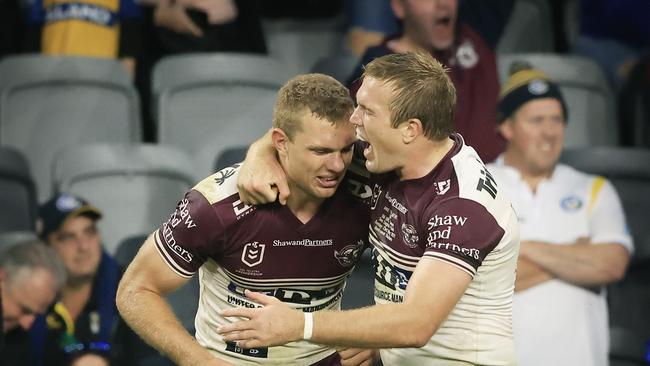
[{"x1": 241, "y1": 242, "x2": 266, "y2": 267}]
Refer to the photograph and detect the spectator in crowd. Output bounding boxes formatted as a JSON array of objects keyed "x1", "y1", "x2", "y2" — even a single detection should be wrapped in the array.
[
  {"x1": 347, "y1": 0, "x2": 504, "y2": 163},
  {"x1": 31, "y1": 193, "x2": 123, "y2": 366},
  {"x1": 573, "y1": 0, "x2": 649, "y2": 91},
  {"x1": 488, "y1": 62, "x2": 633, "y2": 366},
  {"x1": 136, "y1": 0, "x2": 266, "y2": 140},
  {"x1": 0, "y1": 240, "x2": 66, "y2": 365},
  {"x1": 344, "y1": 0, "x2": 514, "y2": 56},
  {"x1": 117, "y1": 74, "x2": 373, "y2": 365},
  {"x1": 24, "y1": 0, "x2": 142, "y2": 77},
  {"x1": 219, "y1": 52, "x2": 520, "y2": 365}
]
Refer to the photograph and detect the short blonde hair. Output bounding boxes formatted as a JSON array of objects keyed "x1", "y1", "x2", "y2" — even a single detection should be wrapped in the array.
[
  {"x1": 362, "y1": 52, "x2": 456, "y2": 141},
  {"x1": 273, "y1": 74, "x2": 354, "y2": 140}
]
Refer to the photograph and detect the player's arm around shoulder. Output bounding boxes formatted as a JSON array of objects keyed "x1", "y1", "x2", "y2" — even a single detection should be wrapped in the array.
[
  {"x1": 218, "y1": 259, "x2": 471, "y2": 349},
  {"x1": 116, "y1": 235, "x2": 232, "y2": 366}
]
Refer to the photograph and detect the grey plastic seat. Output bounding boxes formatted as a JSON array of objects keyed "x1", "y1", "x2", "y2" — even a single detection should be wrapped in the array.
[
  {"x1": 263, "y1": 16, "x2": 346, "y2": 75},
  {"x1": 52, "y1": 143, "x2": 195, "y2": 254},
  {"x1": 560, "y1": 147, "x2": 650, "y2": 363},
  {"x1": 497, "y1": 0, "x2": 554, "y2": 53},
  {"x1": 0, "y1": 147, "x2": 37, "y2": 233},
  {"x1": 153, "y1": 53, "x2": 294, "y2": 177},
  {"x1": 0, "y1": 231, "x2": 39, "y2": 250},
  {"x1": 310, "y1": 54, "x2": 360, "y2": 84},
  {"x1": 0, "y1": 55, "x2": 141, "y2": 201},
  {"x1": 213, "y1": 146, "x2": 247, "y2": 172},
  {"x1": 114, "y1": 233, "x2": 199, "y2": 366},
  {"x1": 498, "y1": 53, "x2": 617, "y2": 147}
]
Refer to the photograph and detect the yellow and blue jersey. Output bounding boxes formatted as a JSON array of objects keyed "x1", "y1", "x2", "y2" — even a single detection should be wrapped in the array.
[{"x1": 27, "y1": 0, "x2": 140, "y2": 58}]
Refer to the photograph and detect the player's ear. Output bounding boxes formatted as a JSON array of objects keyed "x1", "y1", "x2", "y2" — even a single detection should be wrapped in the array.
[
  {"x1": 401, "y1": 118, "x2": 423, "y2": 144},
  {"x1": 271, "y1": 128, "x2": 289, "y2": 154}
]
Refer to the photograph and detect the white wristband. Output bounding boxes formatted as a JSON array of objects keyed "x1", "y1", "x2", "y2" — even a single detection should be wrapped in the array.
[{"x1": 303, "y1": 312, "x2": 313, "y2": 340}]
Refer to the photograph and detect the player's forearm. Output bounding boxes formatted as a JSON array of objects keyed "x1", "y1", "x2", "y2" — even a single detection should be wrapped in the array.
[
  {"x1": 311, "y1": 303, "x2": 436, "y2": 348},
  {"x1": 514, "y1": 256, "x2": 553, "y2": 292},
  {"x1": 246, "y1": 129, "x2": 275, "y2": 159},
  {"x1": 116, "y1": 287, "x2": 223, "y2": 366},
  {"x1": 520, "y1": 240, "x2": 629, "y2": 286}
]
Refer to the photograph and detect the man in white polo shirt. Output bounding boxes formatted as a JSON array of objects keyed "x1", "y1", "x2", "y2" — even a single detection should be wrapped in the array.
[{"x1": 488, "y1": 61, "x2": 634, "y2": 366}]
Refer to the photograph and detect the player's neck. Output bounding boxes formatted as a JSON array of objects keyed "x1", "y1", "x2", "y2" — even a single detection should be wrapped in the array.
[
  {"x1": 397, "y1": 137, "x2": 454, "y2": 181},
  {"x1": 285, "y1": 188, "x2": 324, "y2": 224}
]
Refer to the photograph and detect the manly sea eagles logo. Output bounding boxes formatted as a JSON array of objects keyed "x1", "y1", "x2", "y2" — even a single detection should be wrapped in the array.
[
  {"x1": 241, "y1": 242, "x2": 266, "y2": 267},
  {"x1": 401, "y1": 223, "x2": 419, "y2": 248},
  {"x1": 334, "y1": 240, "x2": 364, "y2": 267}
]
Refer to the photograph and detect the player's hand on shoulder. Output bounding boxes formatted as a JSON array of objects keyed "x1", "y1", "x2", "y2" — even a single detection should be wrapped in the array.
[
  {"x1": 237, "y1": 154, "x2": 290, "y2": 205},
  {"x1": 338, "y1": 348, "x2": 379, "y2": 366}
]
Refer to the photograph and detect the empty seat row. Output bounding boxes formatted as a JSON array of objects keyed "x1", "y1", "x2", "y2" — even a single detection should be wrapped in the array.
[{"x1": 0, "y1": 51, "x2": 625, "y2": 204}]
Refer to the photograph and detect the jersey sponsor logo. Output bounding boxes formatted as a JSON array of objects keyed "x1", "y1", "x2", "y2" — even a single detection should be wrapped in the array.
[
  {"x1": 214, "y1": 165, "x2": 239, "y2": 186},
  {"x1": 225, "y1": 342, "x2": 268, "y2": 358},
  {"x1": 169, "y1": 199, "x2": 197, "y2": 229},
  {"x1": 370, "y1": 184, "x2": 382, "y2": 210},
  {"x1": 427, "y1": 240, "x2": 480, "y2": 260},
  {"x1": 385, "y1": 191, "x2": 407, "y2": 214},
  {"x1": 241, "y1": 242, "x2": 265, "y2": 267},
  {"x1": 161, "y1": 223, "x2": 194, "y2": 263},
  {"x1": 374, "y1": 250, "x2": 410, "y2": 291},
  {"x1": 374, "y1": 288, "x2": 404, "y2": 303},
  {"x1": 560, "y1": 195, "x2": 583, "y2": 212},
  {"x1": 427, "y1": 214, "x2": 468, "y2": 229},
  {"x1": 435, "y1": 179, "x2": 451, "y2": 195},
  {"x1": 232, "y1": 199, "x2": 253, "y2": 219},
  {"x1": 272, "y1": 239, "x2": 333, "y2": 247},
  {"x1": 45, "y1": 3, "x2": 117, "y2": 27},
  {"x1": 334, "y1": 240, "x2": 364, "y2": 267},
  {"x1": 401, "y1": 223, "x2": 419, "y2": 248},
  {"x1": 477, "y1": 167, "x2": 498, "y2": 199},
  {"x1": 227, "y1": 282, "x2": 340, "y2": 305}
]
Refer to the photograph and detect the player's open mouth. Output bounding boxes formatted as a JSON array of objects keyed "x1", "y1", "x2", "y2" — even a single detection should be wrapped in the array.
[
  {"x1": 317, "y1": 176, "x2": 340, "y2": 188},
  {"x1": 434, "y1": 16, "x2": 452, "y2": 27}
]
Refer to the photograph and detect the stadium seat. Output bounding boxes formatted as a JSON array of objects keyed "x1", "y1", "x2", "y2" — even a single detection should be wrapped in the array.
[
  {"x1": 213, "y1": 146, "x2": 247, "y2": 172},
  {"x1": 0, "y1": 55, "x2": 141, "y2": 202},
  {"x1": 153, "y1": 53, "x2": 294, "y2": 177},
  {"x1": 498, "y1": 53, "x2": 618, "y2": 147},
  {"x1": 0, "y1": 231, "x2": 38, "y2": 250},
  {"x1": 310, "y1": 53, "x2": 360, "y2": 84},
  {"x1": 560, "y1": 147, "x2": 650, "y2": 364},
  {"x1": 52, "y1": 143, "x2": 195, "y2": 254},
  {"x1": 497, "y1": 0, "x2": 554, "y2": 53},
  {"x1": 114, "y1": 234, "x2": 199, "y2": 366},
  {"x1": 0, "y1": 147, "x2": 37, "y2": 233},
  {"x1": 263, "y1": 16, "x2": 346, "y2": 75}
]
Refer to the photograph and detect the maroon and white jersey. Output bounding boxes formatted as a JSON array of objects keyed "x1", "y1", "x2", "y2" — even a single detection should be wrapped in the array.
[
  {"x1": 154, "y1": 164, "x2": 370, "y2": 365},
  {"x1": 369, "y1": 134, "x2": 519, "y2": 365}
]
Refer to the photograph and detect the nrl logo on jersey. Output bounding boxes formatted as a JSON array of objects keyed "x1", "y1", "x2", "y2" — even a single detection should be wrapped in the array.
[
  {"x1": 434, "y1": 179, "x2": 451, "y2": 195},
  {"x1": 334, "y1": 240, "x2": 364, "y2": 267},
  {"x1": 241, "y1": 242, "x2": 266, "y2": 267}
]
